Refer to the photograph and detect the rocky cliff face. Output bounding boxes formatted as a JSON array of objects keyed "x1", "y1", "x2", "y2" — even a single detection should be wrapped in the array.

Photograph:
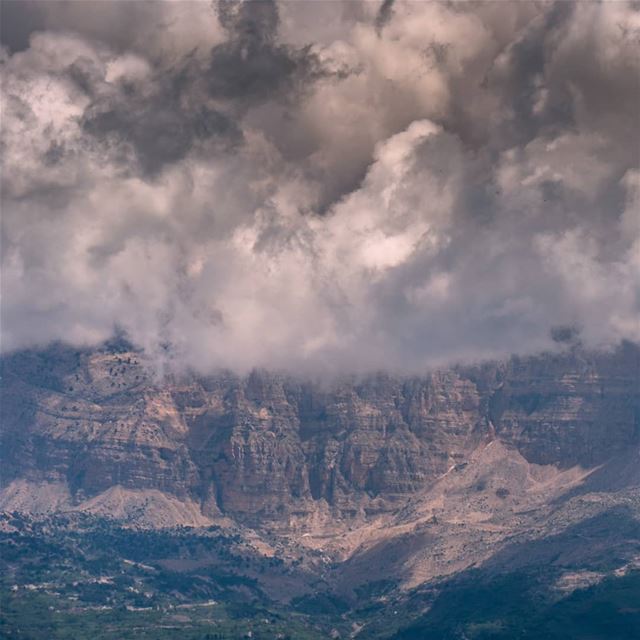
[
  {"x1": 1, "y1": 341, "x2": 638, "y2": 528},
  {"x1": 490, "y1": 349, "x2": 640, "y2": 467}
]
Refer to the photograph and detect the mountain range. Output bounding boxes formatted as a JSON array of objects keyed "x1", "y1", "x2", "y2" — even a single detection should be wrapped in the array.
[{"x1": 1, "y1": 341, "x2": 639, "y2": 638}]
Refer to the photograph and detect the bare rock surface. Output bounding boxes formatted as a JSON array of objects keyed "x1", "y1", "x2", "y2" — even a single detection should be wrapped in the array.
[{"x1": 1, "y1": 341, "x2": 639, "y2": 594}]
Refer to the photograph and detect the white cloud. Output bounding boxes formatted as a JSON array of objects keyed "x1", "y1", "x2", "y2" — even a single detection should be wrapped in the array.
[{"x1": 1, "y1": 1, "x2": 638, "y2": 374}]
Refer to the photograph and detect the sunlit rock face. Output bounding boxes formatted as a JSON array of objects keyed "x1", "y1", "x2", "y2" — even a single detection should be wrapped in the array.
[{"x1": 1, "y1": 342, "x2": 638, "y2": 527}]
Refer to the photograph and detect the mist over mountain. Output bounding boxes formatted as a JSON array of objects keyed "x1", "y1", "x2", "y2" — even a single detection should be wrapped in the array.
[
  {"x1": 1, "y1": 1, "x2": 640, "y2": 638},
  {"x1": 1, "y1": 339, "x2": 639, "y2": 637}
]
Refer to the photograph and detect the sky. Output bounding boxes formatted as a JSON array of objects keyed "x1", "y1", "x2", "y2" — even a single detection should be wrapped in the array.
[{"x1": 1, "y1": 0, "x2": 639, "y2": 375}]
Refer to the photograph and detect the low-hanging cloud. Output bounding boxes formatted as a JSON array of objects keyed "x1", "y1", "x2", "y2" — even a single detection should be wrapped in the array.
[{"x1": 1, "y1": 0, "x2": 639, "y2": 375}]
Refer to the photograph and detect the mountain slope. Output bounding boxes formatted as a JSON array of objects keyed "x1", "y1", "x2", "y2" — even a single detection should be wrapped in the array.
[{"x1": 1, "y1": 341, "x2": 639, "y2": 637}]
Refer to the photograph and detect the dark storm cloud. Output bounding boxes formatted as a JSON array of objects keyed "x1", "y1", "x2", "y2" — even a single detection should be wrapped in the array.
[
  {"x1": 208, "y1": 0, "x2": 323, "y2": 107},
  {"x1": 1, "y1": 1, "x2": 639, "y2": 374},
  {"x1": 480, "y1": 2, "x2": 575, "y2": 147},
  {"x1": 0, "y1": 0, "x2": 166, "y2": 54},
  {"x1": 0, "y1": 0, "x2": 46, "y2": 53},
  {"x1": 375, "y1": 0, "x2": 395, "y2": 34},
  {"x1": 13, "y1": 0, "x2": 320, "y2": 177},
  {"x1": 84, "y1": 99, "x2": 240, "y2": 176},
  {"x1": 81, "y1": 62, "x2": 242, "y2": 176}
]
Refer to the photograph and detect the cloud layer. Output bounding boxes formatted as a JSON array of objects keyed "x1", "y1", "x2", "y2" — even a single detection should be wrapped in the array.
[{"x1": 1, "y1": 0, "x2": 639, "y2": 374}]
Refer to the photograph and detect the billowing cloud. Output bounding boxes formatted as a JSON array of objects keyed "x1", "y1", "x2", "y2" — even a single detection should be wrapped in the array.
[{"x1": 1, "y1": 0, "x2": 639, "y2": 375}]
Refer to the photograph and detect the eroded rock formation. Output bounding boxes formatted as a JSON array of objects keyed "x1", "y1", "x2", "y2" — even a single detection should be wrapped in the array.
[{"x1": 1, "y1": 342, "x2": 638, "y2": 528}]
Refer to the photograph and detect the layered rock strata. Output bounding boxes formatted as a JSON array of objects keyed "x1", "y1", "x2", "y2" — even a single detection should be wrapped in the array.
[{"x1": 1, "y1": 342, "x2": 638, "y2": 527}]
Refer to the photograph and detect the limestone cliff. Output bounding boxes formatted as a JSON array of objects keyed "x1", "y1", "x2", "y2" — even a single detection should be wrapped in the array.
[{"x1": 1, "y1": 342, "x2": 638, "y2": 528}]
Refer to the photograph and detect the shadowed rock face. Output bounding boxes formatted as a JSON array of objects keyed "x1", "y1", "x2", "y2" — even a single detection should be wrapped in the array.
[
  {"x1": 1, "y1": 342, "x2": 638, "y2": 527},
  {"x1": 485, "y1": 347, "x2": 640, "y2": 467}
]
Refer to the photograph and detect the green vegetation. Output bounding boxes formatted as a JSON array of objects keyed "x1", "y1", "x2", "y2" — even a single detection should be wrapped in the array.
[
  {"x1": 0, "y1": 589, "x2": 325, "y2": 640},
  {"x1": 2, "y1": 511, "x2": 638, "y2": 639},
  {"x1": 392, "y1": 570, "x2": 640, "y2": 639},
  {"x1": 0, "y1": 512, "x2": 337, "y2": 639}
]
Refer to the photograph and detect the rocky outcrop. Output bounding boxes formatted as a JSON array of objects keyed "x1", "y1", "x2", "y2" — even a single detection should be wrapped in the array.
[
  {"x1": 485, "y1": 345, "x2": 640, "y2": 466},
  {"x1": 0, "y1": 347, "x2": 198, "y2": 501},
  {"x1": 1, "y1": 342, "x2": 638, "y2": 527}
]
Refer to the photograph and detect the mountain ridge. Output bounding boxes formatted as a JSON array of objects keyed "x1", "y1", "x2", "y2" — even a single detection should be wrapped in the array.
[
  {"x1": 1, "y1": 341, "x2": 638, "y2": 530},
  {"x1": 2, "y1": 341, "x2": 639, "y2": 637}
]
